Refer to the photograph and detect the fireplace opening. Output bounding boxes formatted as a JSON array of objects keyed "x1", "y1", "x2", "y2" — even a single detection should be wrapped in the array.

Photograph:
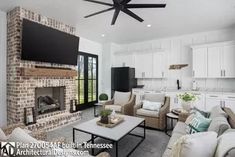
[{"x1": 35, "y1": 87, "x2": 65, "y2": 115}]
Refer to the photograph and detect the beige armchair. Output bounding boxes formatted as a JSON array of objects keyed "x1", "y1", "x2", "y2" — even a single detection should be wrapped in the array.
[
  {"x1": 134, "y1": 94, "x2": 170, "y2": 130},
  {"x1": 103, "y1": 91, "x2": 136, "y2": 116}
]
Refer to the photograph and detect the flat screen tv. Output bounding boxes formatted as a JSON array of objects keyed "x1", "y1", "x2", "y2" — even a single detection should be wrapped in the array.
[{"x1": 22, "y1": 19, "x2": 79, "y2": 65}]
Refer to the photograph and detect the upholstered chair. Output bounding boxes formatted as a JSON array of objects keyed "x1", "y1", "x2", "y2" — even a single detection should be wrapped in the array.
[
  {"x1": 103, "y1": 91, "x2": 136, "y2": 116},
  {"x1": 134, "y1": 93, "x2": 170, "y2": 130}
]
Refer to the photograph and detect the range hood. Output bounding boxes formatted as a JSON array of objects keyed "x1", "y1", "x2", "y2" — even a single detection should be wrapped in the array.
[{"x1": 169, "y1": 64, "x2": 188, "y2": 70}]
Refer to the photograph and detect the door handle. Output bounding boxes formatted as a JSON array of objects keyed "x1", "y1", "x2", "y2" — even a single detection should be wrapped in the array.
[
  {"x1": 224, "y1": 70, "x2": 226, "y2": 77},
  {"x1": 228, "y1": 96, "x2": 235, "y2": 99},
  {"x1": 209, "y1": 95, "x2": 218, "y2": 98},
  {"x1": 162, "y1": 72, "x2": 164, "y2": 78},
  {"x1": 221, "y1": 70, "x2": 223, "y2": 77},
  {"x1": 192, "y1": 70, "x2": 195, "y2": 77}
]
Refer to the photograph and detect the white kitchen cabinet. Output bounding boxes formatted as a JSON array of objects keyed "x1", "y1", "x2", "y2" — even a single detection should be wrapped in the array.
[
  {"x1": 192, "y1": 41, "x2": 235, "y2": 78},
  {"x1": 152, "y1": 52, "x2": 166, "y2": 78},
  {"x1": 205, "y1": 94, "x2": 222, "y2": 112},
  {"x1": 223, "y1": 94, "x2": 235, "y2": 113},
  {"x1": 134, "y1": 52, "x2": 153, "y2": 78},
  {"x1": 166, "y1": 92, "x2": 181, "y2": 110},
  {"x1": 207, "y1": 46, "x2": 222, "y2": 78},
  {"x1": 114, "y1": 53, "x2": 134, "y2": 67},
  {"x1": 192, "y1": 47, "x2": 208, "y2": 78},
  {"x1": 222, "y1": 44, "x2": 235, "y2": 78},
  {"x1": 193, "y1": 93, "x2": 206, "y2": 111}
]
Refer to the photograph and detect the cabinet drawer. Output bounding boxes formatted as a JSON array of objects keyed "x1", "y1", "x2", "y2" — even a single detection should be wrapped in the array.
[
  {"x1": 206, "y1": 94, "x2": 222, "y2": 99},
  {"x1": 223, "y1": 94, "x2": 235, "y2": 100}
]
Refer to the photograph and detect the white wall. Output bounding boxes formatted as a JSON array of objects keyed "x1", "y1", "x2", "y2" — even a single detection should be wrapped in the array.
[
  {"x1": 101, "y1": 43, "x2": 122, "y2": 98},
  {"x1": 110, "y1": 29, "x2": 235, "y2": 91},
  {"x1": 0, "y1": 10, "x2": 7, "y2": 127},
  {"x1": 78, "y1": 37, "x2": 103, "y2": 94}
]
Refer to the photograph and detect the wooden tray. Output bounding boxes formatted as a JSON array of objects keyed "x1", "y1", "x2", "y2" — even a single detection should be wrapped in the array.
[{"x1": 96, "y1": 117, "x2": 124, "y2": 128}]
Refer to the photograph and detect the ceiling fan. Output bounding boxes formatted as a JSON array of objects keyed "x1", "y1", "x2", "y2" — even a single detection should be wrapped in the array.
[{"x1": 84, "y1": 0, "x2": 166, "y2": 25}]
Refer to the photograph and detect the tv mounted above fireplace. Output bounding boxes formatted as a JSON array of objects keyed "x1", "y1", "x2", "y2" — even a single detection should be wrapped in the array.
[{"x1": 21, "y1": 19, "x2": 79, "y2": 65}]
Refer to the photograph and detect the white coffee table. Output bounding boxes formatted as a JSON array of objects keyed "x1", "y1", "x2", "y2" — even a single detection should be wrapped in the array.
[{"x1": 73, "y1": 115, "x2": 145, "y2": 157}]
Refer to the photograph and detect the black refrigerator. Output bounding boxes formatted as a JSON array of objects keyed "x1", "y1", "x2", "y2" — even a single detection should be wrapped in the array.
[{"x1": 111, "y1": 67, "x2": 137, "y2": 97}]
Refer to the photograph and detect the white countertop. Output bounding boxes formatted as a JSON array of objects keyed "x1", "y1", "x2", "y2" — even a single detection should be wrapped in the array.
[{"x1": 132, "y1": 88, "x2": 235, "y2": 94}]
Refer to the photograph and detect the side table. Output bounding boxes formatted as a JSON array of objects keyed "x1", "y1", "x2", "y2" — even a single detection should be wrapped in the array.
[{"x1": 165, "y1": 112, "x2": 179, "y2": 136}]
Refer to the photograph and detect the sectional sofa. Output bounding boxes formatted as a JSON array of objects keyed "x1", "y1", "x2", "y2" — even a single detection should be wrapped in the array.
[{"x1": 162, "y1": 107, "x2": 235, "y2": 157}]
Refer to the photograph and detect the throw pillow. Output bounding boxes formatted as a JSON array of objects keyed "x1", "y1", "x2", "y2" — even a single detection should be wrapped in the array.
[
  {"x1": 185, "y1": 112, "x2": 212, "y2": 134},
  {"x1": 210, "y1": 105, "x2": 228, "y2": 119},
  {"x1": 208, "y1": 116, "x2": 231, "y2": 136},
  {"x1": 171, "y1": 132, "x2": 218, "y2": 157},
  {"x1": 8, "y1": 128, "x2": 47, "y2": 157},
  {"x1": 142, "y1": 100, "x2": 162, "y2": 111},
  {"x1": 8, "y1": 127, "x2": 38, "y2": 143},
  {"x1": 0, "y1": 128, "x2": 7, "y2": 141},
  {"x1": 192, "y1": 107, "x2": 210, "y2": 118},
  {"x1": 113, "y1": 91, "x2": 131, "y2": 105},
  {"x1": 215, "y1": 131, "x2": 235, "y2": 157}
]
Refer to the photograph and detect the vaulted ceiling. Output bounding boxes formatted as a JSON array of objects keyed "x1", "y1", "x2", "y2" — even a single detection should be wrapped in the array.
[{"x1": 0, "y1": 0, "x2": 235, "y2": 43}]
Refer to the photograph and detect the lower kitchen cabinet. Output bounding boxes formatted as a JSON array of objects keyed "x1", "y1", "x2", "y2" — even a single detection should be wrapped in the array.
[{"x1": 223, "y1": 94, "x2": 235, "y2": 113}]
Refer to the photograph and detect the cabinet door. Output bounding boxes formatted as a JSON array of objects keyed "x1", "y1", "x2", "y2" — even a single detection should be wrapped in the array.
[
  {"x1": 152, "y1": 52, "x2": 166, "y2": 78},
  {"x1": 134, "y1": 52, "x2": 153, "y2": 78},
  {"x1": 222, "y1": 45, "x2": 235, "y2": 78},
  {"x1": 193, "y1": 93, "x2": 206, "y2": 111},
  {"x1": 207, "y1": 47, "x2": 222, "y2": 78},
  {"x1": 223, "y1": 94, "x2": 235, "y2": 113},
  {"x1": 205, "y1": 94, "x2": 222, "y2": 112},
  {"x1": 192, "y1": 47, "x2": 208, "y2": 78},
  {"x1": 224, "y1": 100, "x2": 235, "y2": 113},
  {"x1": 166, "y1": 93, "x2": 181, "y2": 110}
]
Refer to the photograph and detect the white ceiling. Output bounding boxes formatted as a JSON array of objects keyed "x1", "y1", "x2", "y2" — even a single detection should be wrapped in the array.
[{"x1": 0, "y1": 0, "x2": 235, "y2": 44}]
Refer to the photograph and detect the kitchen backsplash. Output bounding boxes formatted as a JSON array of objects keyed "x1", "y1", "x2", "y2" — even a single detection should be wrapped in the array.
[{"x1": 137, "y1": 78, "x2": 235, "y2": 91}]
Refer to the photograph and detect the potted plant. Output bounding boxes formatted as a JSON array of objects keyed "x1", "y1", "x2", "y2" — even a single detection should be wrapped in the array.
[
  {"x1": 99, "y1": 93, "x2": 108, "y2": 103},
  {"x1": 100, "y1": 109, "x2": 112, "y2": 124},
  {"x1": 178, "y1": 92, "x2": 197, "y2": 112}
]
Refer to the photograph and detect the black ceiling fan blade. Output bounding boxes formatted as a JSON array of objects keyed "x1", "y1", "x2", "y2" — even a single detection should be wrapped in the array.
[
  {"x1": 121, "y1": 8, "x2": 144, "y2": 22},
  {"x1": 126, "y1": 4, "x2": 166, "y2": 8},
  {"x1": 111, "y1": 9, "x2": 120, "y2": 25},
  {"x1": 84, "y1": 7, "x2": 114, "y2": 18},
  {"x1": 122, "y1": 0, "x2": 131, "y2": 4},
  {"x1": 84, "y1": 0, "x2": 113, "y2": 6}
]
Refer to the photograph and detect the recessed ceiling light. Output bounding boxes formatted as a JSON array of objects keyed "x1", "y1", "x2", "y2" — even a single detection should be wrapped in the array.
[
  {"x1": 147, "y1": 24, "x2": 152, "y2": 28},
  {"x1": 101, "y1": 34, "x2": 105, "y2": 37}
]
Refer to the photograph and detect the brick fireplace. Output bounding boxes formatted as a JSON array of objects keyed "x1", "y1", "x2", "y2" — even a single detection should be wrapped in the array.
[{"x1": 7, "y1": 7, "x2": 81, "y2": 131}]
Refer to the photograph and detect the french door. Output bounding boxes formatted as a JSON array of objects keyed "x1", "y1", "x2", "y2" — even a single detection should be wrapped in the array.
[{"x1": 77, "y1": 52, "x2": 98, "y2": 109}]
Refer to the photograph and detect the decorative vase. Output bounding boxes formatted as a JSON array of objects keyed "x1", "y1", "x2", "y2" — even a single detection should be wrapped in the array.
[
  {"x1": 100, "y1": 116, "x2": 109, "y2": 124},
  {"x1": 181, "y1": 101, "x2": 194, "y2": 112}
]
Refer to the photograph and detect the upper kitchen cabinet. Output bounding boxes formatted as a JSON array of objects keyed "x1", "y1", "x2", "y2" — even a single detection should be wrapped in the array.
[
  {"x1": 192, "y1": 41, "x2": 235, "y2": 78},
  {"x1": 152, "y1": 52, "x2": 167, "y2": 78},
  {"x1": 192, "y1": 47, "x2": 208, "y2": 78},
  {"x1": 222, "y1": 44, "x2": 235, "y2": 78},
  {"x1": 114, "y1": 53, "x2": 134, "y2": 68},
  {"x1": 207, "y1": 46, "x2": 222, "y2": 78},
  {"x1": 134, "y1": 52, "x2": 153, "y2": 78}
]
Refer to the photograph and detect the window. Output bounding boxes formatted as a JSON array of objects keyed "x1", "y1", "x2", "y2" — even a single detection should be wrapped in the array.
[{"x1": 76, "y1": 52, "x2": 98, "y2": 109}]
